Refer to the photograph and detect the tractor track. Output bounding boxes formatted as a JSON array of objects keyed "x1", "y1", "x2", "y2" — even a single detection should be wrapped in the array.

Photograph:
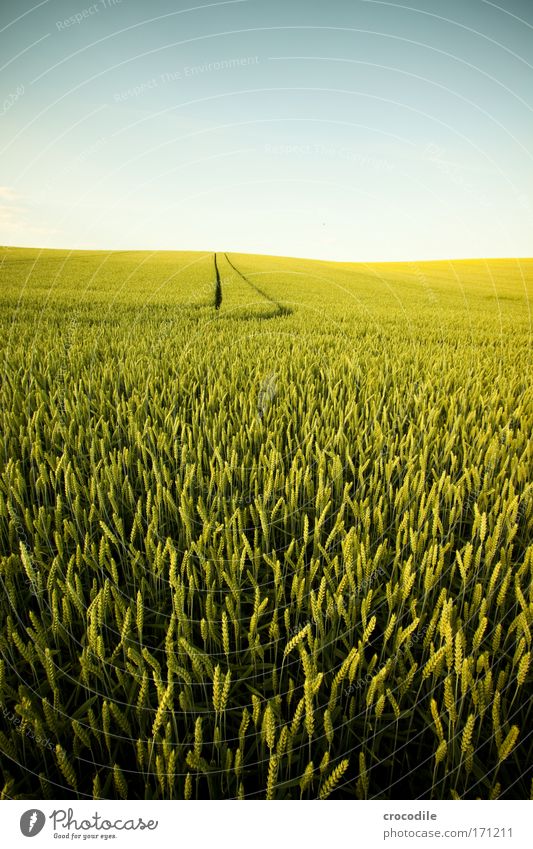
[
  {"x1": 222, "y1": 253, "x2": 292, "y2": 317},
  {"x1": 213, "y1": 252, "x2": 222, "y2": 309}
]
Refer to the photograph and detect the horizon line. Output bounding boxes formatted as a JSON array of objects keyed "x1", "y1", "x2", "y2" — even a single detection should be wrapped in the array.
[{"x1": 1, "y1": 243, "x2": 532, "y2": 266}]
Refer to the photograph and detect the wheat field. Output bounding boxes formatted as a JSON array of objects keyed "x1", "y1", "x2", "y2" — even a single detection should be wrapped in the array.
[{"x1": 0, "y1": 247, "x2": 531, "y2": 799}]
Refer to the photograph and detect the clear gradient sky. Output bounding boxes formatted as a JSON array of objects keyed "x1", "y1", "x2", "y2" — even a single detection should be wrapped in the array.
[{"x1": 0, "y1": 0, "x2": 532, "y2": 261}]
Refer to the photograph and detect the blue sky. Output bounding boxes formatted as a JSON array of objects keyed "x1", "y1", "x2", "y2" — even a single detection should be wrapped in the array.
[{"x1": 0, "y1": 0, "x2": 532, "y2": 260}]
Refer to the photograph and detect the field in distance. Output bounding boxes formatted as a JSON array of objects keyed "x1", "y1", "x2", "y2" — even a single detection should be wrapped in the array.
[{"x1": 0, "y1": 247, "x2": 531, "y2": 800}]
